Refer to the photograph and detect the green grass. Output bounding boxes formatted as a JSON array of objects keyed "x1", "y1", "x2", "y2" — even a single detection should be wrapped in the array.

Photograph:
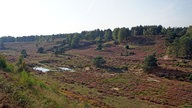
[{"x1": 0, "y1": 72, "x2": 96, "y2": 108}]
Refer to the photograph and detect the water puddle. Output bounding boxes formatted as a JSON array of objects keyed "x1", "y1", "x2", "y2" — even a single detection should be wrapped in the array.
[
  {"x1": 33, "y1": 66, "x2": 75, "y2": 72},
  {"x1": 33, "y1": 67, "x2": 50, "y2": 73},
  {"x1": 59, "y1": 67, "x2": 75, "y2": 72}
]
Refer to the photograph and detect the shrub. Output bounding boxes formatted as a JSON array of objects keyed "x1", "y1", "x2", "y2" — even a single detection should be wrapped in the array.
[
  {"x1": 143, "y1": 53, "x2": 158, "y2": 72},
  {"x1": 20, "y1": 71, "x2": 36, "y2": 88},
  {"x1": 5, "y1": 63, "x2": 15, "y2": 72},
  {"x1": 0, "y1": 54, "x2": 7, "y2": 69},
  {"x1": 17, "y1": 56, "x2": 26, "y2": 72},
  {"x1": 37, "y1": 47, "x2": 44, "y2": 53},
  {"x1": 189, "y1": 74, "x2": 192, "y2": 80},
  {"x1": 113, "y1": 41, "x2": 119, "y2": 45},
  {"x1": 0, "y1": 54, "x2": 15, "y2": 72},
  {"x1": 93, "y1": 56, "x2": 106, "y2": 67},
  {"x1": 120, "y1": 65, "x2": 128, "y2": 71},
  {"x1": 21, "y1": 49, "x2": 28, "y2": 58},
  {"x1": 125, "y1": 44, "x2": 129, "y2": 50},
  {"x1": 96, "y1": 44, "x2": 103, "y2": 50}
]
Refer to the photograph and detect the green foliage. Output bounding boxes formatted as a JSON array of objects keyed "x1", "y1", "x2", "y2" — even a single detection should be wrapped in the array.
[
  {"x1": 21, "y1": 49, "x2": 28, "y2": 58},
  {"x1": 178, "y1": 36, "x2": 192, "y2": 59},
  {"x1": 189, "y1": 74, "x2": 192, "y2": 80},
  {"x1": 125, "y1": 44, "x2": 129, "y2": 50},
  {"x1": 96, "y1": 44, "x2": 103, "y2": 50},
  {"x1": 168, "y1": 35, "x2": 192, "y2": 59},
  {"x1": 0, "y1": 54, "x2": 7, "y2": 69},
  {"x1": 17, "y1": 56, "x2": 26, "y2": 72},
  {"x1": 93, "y1": 56, "x2": 106, "y2": 67},
  {"x1": 5, "y1": 63, "x2": 15, "y2": 72},
  {"x1": 165, "y1": 27, "x2": 187, "y2": 45},
  {"x1": 112, "y1": 28, "x2": 120, "y2": 41},
  {"x1": 104, "y1": 29, "x2": 112, "y2": 41},
  {"x1": 143, "y1": 25, "x2": 162, "y2": 36},
  {"x1": 143, "y1": 53, "x2": 158, "y2": 72},
  {"x1": 167, "y1": 27, "x2": 192, "y2": 59},
  {"x1": 131, "y1": 25, "x2": 143, "y2": 36},
  {"x1": 0, "y1": 54, "x2": 15, "y2": 72},
  {"x1": 71, "y1": 34, "x2": 80, "y2": 48},
  {"x1": 37, "y1": 47, "x2": 44, "y2": 53},
  {"x1": 186, "y1": 26, "x2": 192, "y2": 35},
  {"x1": 20, "y1": 71, "x2": 36, "y2": 88},
  {"x1": 95, "y1": 37, "x2": 102, "y2": 44},
  {"x1": 118, "y1": 27, "x2": 130, "y2": 43},
  {"x1": 54, "y1": 47, "x2": 65, "y2": 56}
]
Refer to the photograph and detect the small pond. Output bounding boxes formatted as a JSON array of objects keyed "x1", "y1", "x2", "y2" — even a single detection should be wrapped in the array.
[
  {"x1": 33, "y1": 66, "x2": 74, "y2": 73},
  {"x1": 33, "y1": 67, "x2": 50, "y2": 73},
  {"x1": 59, "y1": 67, "x2": 75, "y2": 72}
]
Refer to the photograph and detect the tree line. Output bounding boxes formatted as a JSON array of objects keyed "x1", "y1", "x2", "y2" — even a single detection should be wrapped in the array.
[
  {"x1": 1, "y1": 25, "x2": 191, "y2": 60},
  {"x1": 0, "y1": 25, "x2": 187, "y2": 44}
]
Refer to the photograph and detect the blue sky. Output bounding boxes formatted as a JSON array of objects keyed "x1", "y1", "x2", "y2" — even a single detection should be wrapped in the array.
[{"x1": 0, "y1": 0, "x2": 191, "y2": 36}]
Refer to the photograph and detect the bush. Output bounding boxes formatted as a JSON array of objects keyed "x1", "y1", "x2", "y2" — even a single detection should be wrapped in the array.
[
  {"x1": 17, "y1": 56, "x2": 26, "y2": 72},
  {"x1": 120, "y1": 65, "x2": 128, "y2": 71},
  {"x1": 93, "y1": 56, "x2": 106, "y2": 67},
  {"x1": 21, "y1": 49, "x2": 28, "y2": 58},
  {"x1": 189, "y1": 74, "x2": 192, "y2": 80},
  {"x1": 37, "y1": 47, "x2": 44, "y2": 53},
  {"x1": 0, "y1": 54, "x2": 15, "y2": 72},
  {"x1": 143, "y1": 53, "x2": 158, "y2": 72},
  {"x1": 20, "y1": 71, "x2": 36, "y2": 88},
  {"x1": 125, "y1": 44, "x2": 129, "y2": 49},
  {"x1": 96, "y1": 44, "x2": 103, "y2": 50},
  {"x1": 5, "y1": 63, "x2": 15, "y2": 72},
  {"x1": 113, "y1": 41, "x2": 119, "y2": 45},
  {"x1": 0, "y1": 55, "x2": 7, "y2": 69}
]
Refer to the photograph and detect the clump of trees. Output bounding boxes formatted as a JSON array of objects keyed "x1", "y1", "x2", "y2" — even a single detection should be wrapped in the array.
[
  {"x1": 167, "y1": 26, "x2": 192, "y2": 59},
  {"x1": 104, "y1": 29, "x2": 112, "y2": 41},
  {"x1": 70, "y1": 34, "x2": 80, "y2": 48},
  {"x1": 93, "y1": 56, "x2": 106, "y2": 67},
  {"x1": 143, "y1": 53, "x2": 158, "y2": 72}
]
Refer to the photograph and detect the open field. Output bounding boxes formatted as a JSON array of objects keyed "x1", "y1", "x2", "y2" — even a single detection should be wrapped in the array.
[{"x1": 0, "y1": 36, "x2": 192, "y2": 108}]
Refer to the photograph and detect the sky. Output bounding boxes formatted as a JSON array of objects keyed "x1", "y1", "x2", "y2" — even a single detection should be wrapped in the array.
[{"x1": 0, "y1": 0, "x2": 191, "y2": 37}]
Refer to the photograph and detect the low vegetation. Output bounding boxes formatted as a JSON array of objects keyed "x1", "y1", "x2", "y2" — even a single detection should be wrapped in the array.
[
  {"x1": 93, "y1": 56, "x2": 106, "y2": 67},
  {"x1": 21, "y1": 49, "x2": 28, "y2": 58},
  {"x1": 37, "y1": 47, "x2": 45, "y2": 53},
  {"x1": 0, "y1": 25, "x2": 192, "y2": 107}
]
